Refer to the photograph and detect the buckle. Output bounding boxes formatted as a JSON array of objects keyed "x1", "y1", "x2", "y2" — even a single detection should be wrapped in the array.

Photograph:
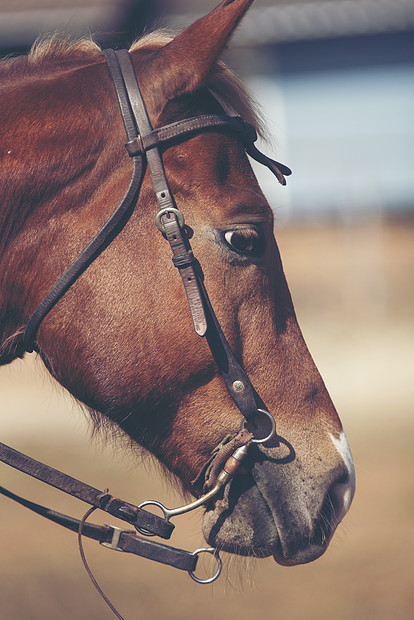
[
  {"x1": 155, "y1": 207, "x2": 185, "y2": 234},
  {"x1": 100, "y1": 525, "x2": 135, "y2": 552}
]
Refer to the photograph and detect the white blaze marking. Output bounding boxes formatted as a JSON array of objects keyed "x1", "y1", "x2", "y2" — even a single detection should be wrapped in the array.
[
  {"x1": 330, "y1": 431, "x2": 356, "y2": 520},
  {"x1": 331, "y1": 432, "x2": 355, "y2": 478}
]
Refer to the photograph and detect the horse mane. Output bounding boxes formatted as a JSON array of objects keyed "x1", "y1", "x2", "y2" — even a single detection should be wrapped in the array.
[
  {"x1": 0, "y1": 36, "x2": 101, "y2": 83},
  {"x1": 0, "y1": 30, "x2": 264, "y2": 136}
]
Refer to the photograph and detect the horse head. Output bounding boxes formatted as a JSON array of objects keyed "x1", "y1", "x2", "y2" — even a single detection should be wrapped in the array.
[{"x1": 0, "y1": 0, "x2": 354, "y2": 566}]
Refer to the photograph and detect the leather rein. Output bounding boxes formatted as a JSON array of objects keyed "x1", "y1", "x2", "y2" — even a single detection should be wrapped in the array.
[{"x1": 0, "y1": 49, "x2": 291, "y2": 594}]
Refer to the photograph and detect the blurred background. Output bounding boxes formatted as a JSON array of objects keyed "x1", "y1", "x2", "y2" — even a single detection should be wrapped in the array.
[{"x1": 1, "y1": 1, "x2": 413, "y2": 618}]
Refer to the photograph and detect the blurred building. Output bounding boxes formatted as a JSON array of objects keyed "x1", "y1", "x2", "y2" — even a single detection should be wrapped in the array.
[
  {"x1": 1, "y1": 0, "x2": 413, "y2": 222},
  {"x1": 218, "y1": 0, "x2": 414, "y2": 223}
]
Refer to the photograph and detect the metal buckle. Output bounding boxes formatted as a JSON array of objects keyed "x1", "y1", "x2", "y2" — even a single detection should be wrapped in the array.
[
  {"x1": 155, "y1": 207, "x2": 185, "y2": 234},
  {"x1": 100, "y1": 525, "x2": 134, "y2": 552}
]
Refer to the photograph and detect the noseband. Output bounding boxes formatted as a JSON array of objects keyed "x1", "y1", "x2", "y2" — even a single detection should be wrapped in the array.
[{"x1": 1, "y1": 49, "x2": 291, "y2": 597}]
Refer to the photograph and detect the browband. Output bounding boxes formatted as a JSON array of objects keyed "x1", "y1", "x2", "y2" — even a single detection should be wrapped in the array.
[{"x1": 124, "y1": 112, "x2": 292, "y2": 184}]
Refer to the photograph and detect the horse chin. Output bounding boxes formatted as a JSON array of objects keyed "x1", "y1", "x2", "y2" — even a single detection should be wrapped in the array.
[
  {"x1": 202, "y1": 474, "x2": 279, "y2": 559},
  {"x1": 272, "y1": 545, "x2": 328, "y2": 567},
  {"x1": 201, "y1": 473, "x2": 333, "y2": 566}
]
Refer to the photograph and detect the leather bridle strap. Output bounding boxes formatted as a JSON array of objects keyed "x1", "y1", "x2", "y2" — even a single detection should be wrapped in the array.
[
  {"x1": 22, "y1": 117, "x2": 145, "y2": 353},
  {"x1": 106, "y1": 48, "x2": 209, "y2": 338},
  {"x1": 0, "y1": 484, "x2": 197, "y2": 571},
  {"x1": 107, "y1": 48, "x2": 268, "y2": 422},
  {"x1": 123, "y1": 112, "x2": 292, "y2": 183},
  {"x1": 0, "y1": 441, "x2": 173, "y2": 539}
]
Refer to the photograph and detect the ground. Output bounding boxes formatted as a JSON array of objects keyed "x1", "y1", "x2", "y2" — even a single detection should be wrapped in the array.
[{"x1": 1, "y1": 216, "x2": 413, "y2": 619}]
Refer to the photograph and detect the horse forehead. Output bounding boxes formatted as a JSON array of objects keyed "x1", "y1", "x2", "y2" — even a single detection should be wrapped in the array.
[
  {"x1": 162, "y1": 135, "x2": 271, "y2": 221},
  {"x1": 177, "y1": 174, "x2": 271, "y2": 224},
  {"x1": 164, "y1": 130, "x2": 248, "y2": 177}
]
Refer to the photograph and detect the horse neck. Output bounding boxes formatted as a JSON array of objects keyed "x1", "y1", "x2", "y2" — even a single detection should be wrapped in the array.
[{"x1": 0, "y1": 59, "x2": 119, "y2": 364}]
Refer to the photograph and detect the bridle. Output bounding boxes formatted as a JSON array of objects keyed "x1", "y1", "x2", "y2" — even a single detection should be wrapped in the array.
[{"x1": 0, "y1": 49, "x2": 291, "y2": 609}]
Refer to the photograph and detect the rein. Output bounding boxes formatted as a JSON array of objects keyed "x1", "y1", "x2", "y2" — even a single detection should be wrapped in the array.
[{"x1": 1, "y1": 48, "x2": 290, "y2": 616}]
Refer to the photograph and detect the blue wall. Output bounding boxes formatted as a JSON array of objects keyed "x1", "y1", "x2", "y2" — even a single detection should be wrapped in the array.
[{"x1": 240, "y1": 32, "x2": 414, "y2": 221}]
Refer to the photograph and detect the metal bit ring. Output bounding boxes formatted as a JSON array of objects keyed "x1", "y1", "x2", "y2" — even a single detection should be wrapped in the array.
[
  {"x1": 241, "y1": 408, "x2": 276, "y2": 445},
  {"x1": 136, "y1": 500, "x2": 170, "y2": 536},
  {"x1": 188, "y1": 548, "x2": 222, "y2": 584}
]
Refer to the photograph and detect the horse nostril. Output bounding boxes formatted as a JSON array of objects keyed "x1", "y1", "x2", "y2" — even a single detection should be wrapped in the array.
[
  {"x1": 314, "y1": 472, "x2": 353, "y2": 547},
  {"x1": 327, "y1": 472, "x2": 354, "y2": 526}
]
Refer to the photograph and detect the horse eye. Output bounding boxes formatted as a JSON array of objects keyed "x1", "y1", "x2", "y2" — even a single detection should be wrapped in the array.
[{"x1": 224, "y1": 229, "x2": 261, "y2": 254}]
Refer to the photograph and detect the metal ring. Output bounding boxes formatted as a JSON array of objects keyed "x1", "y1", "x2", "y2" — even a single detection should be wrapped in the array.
[
  {"x1": 188, "y1": 548, "x2": 222, "y2": 584},
  {"x1": 155, "y1": 208, "x2": 185, "y2": 234},
  {"x1": 241, "y1": 408, "x2": 276, "y2": 445},
  {"x1": 136, "y1": 500, "x2": 170, "y2": 537}
]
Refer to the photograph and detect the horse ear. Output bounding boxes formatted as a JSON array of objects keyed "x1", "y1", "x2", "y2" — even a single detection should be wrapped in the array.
[{"x1": 138, "y1": 0, "x2": 255, "y2": 112}]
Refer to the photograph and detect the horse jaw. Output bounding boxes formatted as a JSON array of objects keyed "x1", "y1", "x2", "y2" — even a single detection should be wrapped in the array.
[{"x1": 201, "y1": 432, "x2": 355, "y2": 565}]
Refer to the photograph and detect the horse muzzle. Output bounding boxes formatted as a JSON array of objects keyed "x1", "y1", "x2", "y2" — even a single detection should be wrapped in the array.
[{"x1": 202, "y1": 433, "x2": 355, "y2": 565}]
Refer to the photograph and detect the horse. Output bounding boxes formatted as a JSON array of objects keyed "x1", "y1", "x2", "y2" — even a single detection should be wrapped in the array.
[{"x1": 0, "y1": 0, "x2": 355, "y2": 579}]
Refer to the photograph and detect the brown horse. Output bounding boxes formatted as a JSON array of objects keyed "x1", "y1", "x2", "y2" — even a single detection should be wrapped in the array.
[{"x1": 0, "y1": 0, "x2": 354, "y2": 568}]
